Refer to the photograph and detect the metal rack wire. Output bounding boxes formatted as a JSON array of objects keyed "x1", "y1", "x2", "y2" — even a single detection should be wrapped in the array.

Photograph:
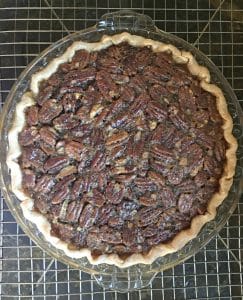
[{"x1": 0, "y1": 0, "x2": 242, "y2": 299}]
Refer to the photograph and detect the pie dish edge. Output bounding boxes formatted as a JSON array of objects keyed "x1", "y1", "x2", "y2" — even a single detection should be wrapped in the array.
[{"x1": 6, "y1": 32, "x2": 238, "y2": 268}]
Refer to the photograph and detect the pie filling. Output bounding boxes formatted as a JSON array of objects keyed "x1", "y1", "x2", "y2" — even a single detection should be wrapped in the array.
[{"x1": 18, "y1": 42, "x2": 227, "y2": 258}]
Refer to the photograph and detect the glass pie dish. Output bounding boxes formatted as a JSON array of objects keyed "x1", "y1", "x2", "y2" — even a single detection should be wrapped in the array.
[{"x1": 0, "y1": 10, "x2": 242, "y2": 292}]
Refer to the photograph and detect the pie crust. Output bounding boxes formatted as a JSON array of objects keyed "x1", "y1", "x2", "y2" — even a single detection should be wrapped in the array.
[{"x1": 7, "y1": 32, "x2": 237, "y2": 268}]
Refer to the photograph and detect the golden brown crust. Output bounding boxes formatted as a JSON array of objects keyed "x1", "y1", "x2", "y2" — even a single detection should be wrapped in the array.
[{"x1": 7, "y1": 32, "x2": 237, "y2": 268}]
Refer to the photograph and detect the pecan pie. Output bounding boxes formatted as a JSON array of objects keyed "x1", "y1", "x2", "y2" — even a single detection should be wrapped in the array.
[{"x1": 7, "y1": 33, "x2": 237, "y2": 267}]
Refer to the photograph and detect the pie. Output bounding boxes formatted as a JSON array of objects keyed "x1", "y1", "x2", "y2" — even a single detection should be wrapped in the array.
[{"x1": 7, "y1": 32, "x2": 237, "y2": 268}]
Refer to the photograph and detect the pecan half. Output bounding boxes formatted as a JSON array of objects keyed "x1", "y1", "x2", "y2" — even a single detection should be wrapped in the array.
[
  {"x1": 52, "y1": 185, "x2": 70, "y2": 204},
  {"x1": 35, "y1": 175, "x2": 55, "y2": 194},
  {"x1": 96, "y1": 204, "x2": 116, "y2": 226},
  {"x1": 105, "y1": 181, "x2": 125, "y2": 204},
  {"x1": 150, "y1": 145, "x2": 175, "y2": 164},
  {"x1": 134, "y1": 177, "x2": 157, "y2": 194},
  {"x1": 65, "y1": 141, "x2": 85, "y2": 161},
  {"x1": 96, "y1": 70, "x2": 119, "y2": 100},
  {"x1": 39, "y1": 127, "x2": 57, "y2": 147},
  {"x1": 64, "y1": 68, "x2": 96, "y2": 86},
  {"x1": 148, "y1": 171, "x2": 165, "y2": 187},
  {"x1": 136, "y1": 207, "x2": 163, "y2": 227},
  {"x1": 158, "y1": 187, "x2": 176, "y2": 209},
  {"x1": 167, "y1": 166, "x2": 184, "y2": 185},
  {"x1": 89, "y1": 104, "x2": 104, "y2": 119},
  {"x1": 71, "y1": 49, "x2": 90, "y2": 69},
  {"x1": 91, "y1": 150, "x2": 107, "y2": 171},
  {"x1": 138, "y1": 194, "x2": 157, "y2": 207},
  {"x1": 79, "y1": 204, "x2": 98, "y2": 228},
  {"x1": 146, "y1": 100, "x2": 167, "y2": 121},
  {"x1": 178, "y1": 194, "x2": 194, "y2": 214},
  {"x1": 56, "y1": 165, "x2": 77, "y2": 179},
  {"x1": 22, "y1": 169, "x2": 36, "y2": 190},
  {"x1": 39, "y1": 99, "x2": 63, "y2": 124},
  {"x1": 101, "y1": 226, "x2": 122, "y2": 244},
  {"x1": 26, "y1": 106, "x2": 39, "y2": 126},
  {"x1": 71, "y1": 178, "x2": 83, "y2": 200},
  {"x1": 44, "y1": 155, "x2": 69, "y2": 174},
  {"x1": 21, "y1": 146, "x2": 47, "y2": 169},
  {"x1": 84, "y1": 189, "x2": 106, "y2": 207},
  {"x1": 51, "y1": 223, "x2": 74, "y2": 242},
  {"x1": 19, "y1": 127, "x2": 39, "y2": 146},
  {"x1": 53, "y1": 113, "x2": 79, "y2": 131},
  {"x1": 106, "y1": 130, "x2": 129, "y2": 148},
  {"x1": 37, "y1": 85, "x2": 54, "y2": 106}
]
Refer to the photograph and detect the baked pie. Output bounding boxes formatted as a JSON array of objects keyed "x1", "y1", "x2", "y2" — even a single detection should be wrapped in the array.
[{"x1": 7, "y1": 33, "x2": 237, "y2": 267}]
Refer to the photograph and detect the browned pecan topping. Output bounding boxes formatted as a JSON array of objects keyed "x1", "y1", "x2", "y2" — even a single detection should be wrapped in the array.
[
  {"x1": 139, "y1": 194, "x2": 157, "y2": 207},
  {"x1": 44, "y1": 155, "x2": 69, "y2": 174},
  {"x1": 26, "y1": 106, "x2": 39, "y2": 126},
  {"x1": 37, "y1": 85, "x2": 54, "y2": 106},
  {"x1": 158, "y1": 187, "x2": 176, "y2": 209},
  {"x1": 53, "y1": 113, "x2": 79, "y2": 131},
  {"x1": 64, "y1": 68, "x2": 96, "y2": 87},
  {"x1": 148, "y1": 171, "x2": 165, "y2": 187},
  {"x1": 34, "y1": 195, "x2": 51, "y2": 214},
  {"x1": 84, "y1": 189, "x2": 106, "y2": 207},
  {"x1": 21, "y1": 146, "x2": 47, "y2": 169},
  {"x1": 178, "y1": 194, "x2": 194, "y2": 214},
  {"x1": 105, "y1": 181, "x2": 125, "y2": 204},
  {"x1": 96, "y1": 70, "x2": 120, "y2": 100},
  {"x1": 91, "y1": 150, "x2": 106, "y2": 171},
  {"x1": 79, "y1": 204, "x2": 99, "y2": 228},
  {"x1": 65, "y1": 200, "x2": 84, "y2": 223},
  {"x1": 39, "y1": 99, "x2": 63, "y2": 124},
  {"x1": 146, "y1": 100, "x2": 167, "y2": 121},
  {"x1": 22, "y1": 169, "x2": 36, "y2": 190},
  {"x1": 100, "y1": 226, "x2": 123, "y2": 244},
  {"x1": 72, "y1": 49, "x2": 90, "y2": 69},
  {"x1": 19, "y1": 127, "x2": 39, "y2": 146},
  {"x1": 134, "y1": 177, "x2": 157, "y2": 194},
  {"x1": 167, "y1": 166, "x2": 184, "y2": 185},
  {"x1": 150, "y1": 144, "x2": 176, "y2": 164},
  {"x1": 18, "y1": 42, "x2": 227, "y2": 257},
  {"x1": 56, "y1": 165, "x2": 77, "y2": 180},
  {"x1": 51, "y1": 223, "x2": 74, "y2": 243},
  {"x1": 52, "y1": 184, "x2": 70, "y2": 204},
  {"x1": 149, "y1": 84, "x2": 168, "y2": 101},
  {"x1": 65, "y1": 141, "x2": 84, "y2": 161},
  {"x1": 61, "y1": 93, "x2": 80, "y2": 113},
  {"x1": 34, "y1": 175, "x2": 56, "y2": 195},
  {"x1": 136, "y1": 207, "x2": 164, "y2": 227},
  {"x1": 39, "y1": 127, "x2": 57, "y2": 147}
]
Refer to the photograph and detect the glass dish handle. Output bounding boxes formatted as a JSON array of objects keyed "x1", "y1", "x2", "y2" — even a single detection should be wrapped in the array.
[
  {"x1": 97, "y1": 10, "x2": 157, "y2": 32},
  {"x1": 93, "y1": 270, "x2": 157, "y2": 292}
]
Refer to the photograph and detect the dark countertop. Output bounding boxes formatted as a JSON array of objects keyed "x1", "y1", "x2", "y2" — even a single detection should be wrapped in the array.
[{"x1": 0, "y1": 1, "x2": 242, "y2": 299}]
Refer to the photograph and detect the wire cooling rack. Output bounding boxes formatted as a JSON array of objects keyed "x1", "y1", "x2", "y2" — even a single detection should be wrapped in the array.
[{"x1": 0, "y1": 0, "x2": 243, "y2": 299}]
